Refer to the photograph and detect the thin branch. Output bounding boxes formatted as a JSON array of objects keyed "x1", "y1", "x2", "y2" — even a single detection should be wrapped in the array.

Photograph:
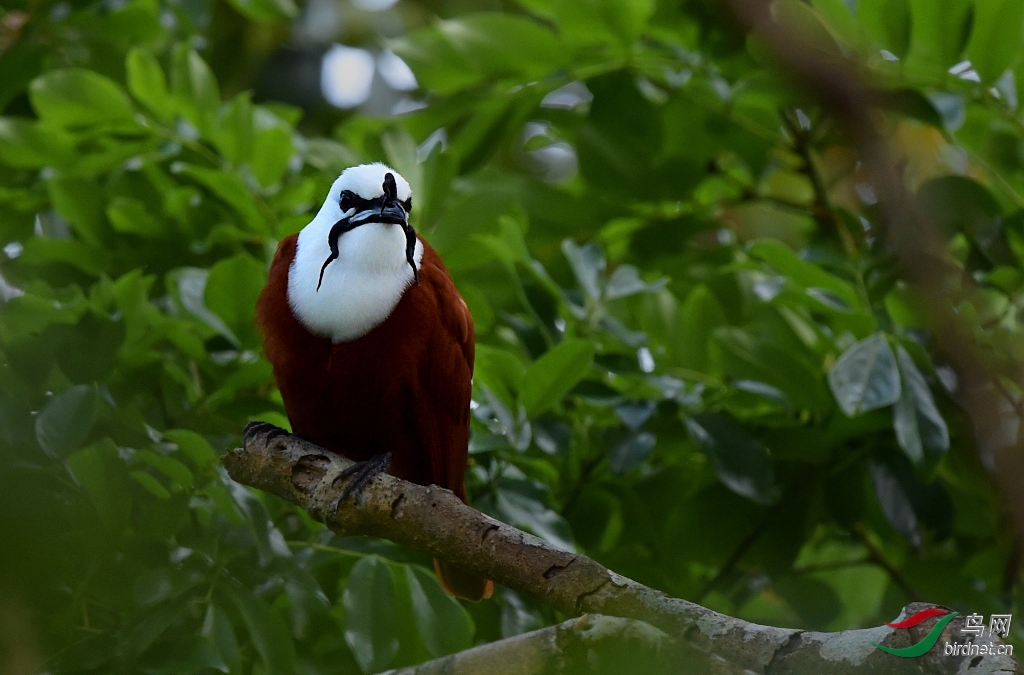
[
  {"x1": 695, "y1": 510, "x2": 774, "y2": 603},
  {"x1": 853, "y1": 524, "x2": 920, "y2": 602},
  {"x1": 781, "y1": 110, "x2": 858, "y2": 255},
  {"x1": 793, "y1": 557, "x2": 871, "y2": 574}
]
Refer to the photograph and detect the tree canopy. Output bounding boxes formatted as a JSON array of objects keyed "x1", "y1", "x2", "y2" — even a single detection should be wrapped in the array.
[{"x1": 2, "y1": 0, "x2": 1024, "y2": 672}]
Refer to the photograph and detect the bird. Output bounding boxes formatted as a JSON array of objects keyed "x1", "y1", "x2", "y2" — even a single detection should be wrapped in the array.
[{"x1": 248, "y1": 162, "x2": 493, "y2": 601}]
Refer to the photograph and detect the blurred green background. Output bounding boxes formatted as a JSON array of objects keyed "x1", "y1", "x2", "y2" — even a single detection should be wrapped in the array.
[{"x1": 2, "y1": 0, "x2": 1024, "y2": 672}]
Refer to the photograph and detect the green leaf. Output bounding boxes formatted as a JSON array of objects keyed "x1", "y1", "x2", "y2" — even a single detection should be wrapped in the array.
[
  {"x1": 134, "y1": 567, "x2": 178, "y2": 606},
  {"x1": 176, "y1": 165, "x2": 267, "y2": 232},
  {"x1": 126, "y1": 48, "x2": 172, "y2": 119},
  {"x1": 551, "y1": 0, "x2": 654, "y2": 49},
  {"x1": 712, "y1": 327, "x2": 827, "y2": 413},
  {"x1": 877, "y1": 88, "x2": 944, "y2": 127},
  {"x1": 135, "y1": 449, "x2": 195, "y2": 490},
  {"x1": 561, "y1": 239, "x2": 605, "y2": 299},
  {"x1": 474, "y1": 345, "x2": 526, "y2": 409},
  {"x1": 171, "y1": 267, "x2": 240, "y2": 346},
  {"x1": 36, "y1": 384, "x2": 98, "y2": 459},
  {"x1": 303, "y1": 137, "x2": 359, "y2": 173},
  {"x1": 390, "y1": 30, "x2": 478, "y2": 95},
  {"x1": 772, "y1": 0, "x2": 844, "y2": 56},
  {"x1": 393, "y1": 13, "x2": 562, "y2": 92},
  {"x1": 918, "y1": 176, "x2": 1009, "y2": 266},
  {"x1": 164, "y1": 429, "x2": 217, "y2": 468},
  {"x1": 606, "y1": 430, "x2": 655, "y2": 474},
  {"x1": 214, "y1": 93, "x2": 254, "y2": 166},
  {"x1": 812, "y1": 0, "x2": 862, "y2": 48},
  {"x1": 250, "y1": 110, "x2": 294, "y2": 187},
  {"x1": 67, "y1": 438, "x2": 132, "y2": 533},
  {"x1": 828, "y1": 334, "x2": 901, "y2": 416},
  {"x1": 856, "y1": 0, "x2": 911, "y2": 57},
  {"x1": 107, "y1": 197, "x2": 163, "y2": 238},
  {"x1": 127, "y1": 604, "x2": 186, "y2": 655},
  {"x1": 967, "y1": 0, "x2": 1024, "y2": 84},
  {"x1": 204, "y1": 254, "x2": 266, "y2": 348},
  {"x1": 224, "y1": 586, "x2": 297, "y2": 674},
  {"x1": 200, "y1": 604, "x2": 242, "y2": 675},
  {"x1": 604, "y1": 265, "x2": 666, "y2": 299},
  {"x1": 405, "y1": 566, "x2": 473, "y2": 658},
  {"x1": 382, "y1": 127, "x2": 423, "y2": 204},
  {"x1": 747, "y1": 239, "x2": 859, "y2": 309},
  {"x1": 139, "y1": 635, "x2": 229, "y2": 674},
  {"x1": 501, "y1": 589, "x2": 543, "y2": 637},
  {"x1": 676, "y1": 285, "x2": 725, "y2": 371},
  {"x1": 29, "y1": 68, "x2": 135, "y2": 128},
  {"x1": 493, "y1": 487, "x2": 576, "y2": 551},
  {"x1": 685, "y1": 412, "x2": 780, "y2": 505},
  {"x1": 439, "y1": 13, "x2": 562, "y2": 77},
  {"x1": 283, "y1": 567, "x2": 330, "y2": 638},
  {"x1": 47, "y1": 175, "x2": 109, "y2": 247},
  {"x1": 223, "y1": 0, "x2": 297, "y2": 22},
  {"x1": 870, "y1": 461, "x2": 920, "y2": 546},
  {"x1": 131, "y1": 471, "x2": 172, "y2": 499},
  {"x1": 343, "y1": 556, "x2": 400, "y2": 674},
  {"x1": 904, "y1": 0, "x2": 973, "y2": 78},
  {"x1": 519, "y1": 339, "x2": 596, "y2": 417},
  {"x1": 892, "y1": 346, "x2": 949, "y2": 463},
  {"x1": 0, "y1": 118, "x2": 74, "y2": 168},
  {"x1": 170, "y1": 47, "x2": 220, "y2": 135}
]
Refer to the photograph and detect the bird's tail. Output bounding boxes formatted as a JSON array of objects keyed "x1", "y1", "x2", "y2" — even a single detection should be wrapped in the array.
[{"x1": 434, "y1": 558, "x2": 494, "y2": 602}]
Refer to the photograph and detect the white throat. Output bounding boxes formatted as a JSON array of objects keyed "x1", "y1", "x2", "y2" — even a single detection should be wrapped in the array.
[{"x1": 288, "y1": 218, "x2": 423, "y2": 343}]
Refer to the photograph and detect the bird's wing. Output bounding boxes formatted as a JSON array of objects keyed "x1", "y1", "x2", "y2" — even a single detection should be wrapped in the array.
[
  {"x1": 256, "y1": 233, "x2": 300, "y2": 373},
  {"x1": 412, "y1": 241, "x2": 475, "y2": 500}
]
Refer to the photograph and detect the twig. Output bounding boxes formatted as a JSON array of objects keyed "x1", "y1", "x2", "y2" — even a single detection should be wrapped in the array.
[
  {"x1": 853, "y1": 524, "x2": 920, "y2": 601},
  {"x1": 793, "y1": 557, "x2": 871, "y2": 574},
  {"x1": 695, "y1": 511, "x2": 774, "y2": 603},
  {"x1": 780, "y1": 110, "x2": 858, "y2": 255}
]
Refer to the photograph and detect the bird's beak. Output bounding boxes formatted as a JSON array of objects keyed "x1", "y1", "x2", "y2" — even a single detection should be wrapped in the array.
[
  {"x1": 348, "y1": 202, "x2": 407, "y2": 227},
  {"x1": 317, "y1": 181, "x2": 417, "y2": 292}
]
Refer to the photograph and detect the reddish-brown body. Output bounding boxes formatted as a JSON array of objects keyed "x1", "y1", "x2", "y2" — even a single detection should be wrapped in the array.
[
  {"x1": 256, "y1": 233, "x2": 491, "y2": 599},
  {"x1": 257, "y1": 233, "x2": 474, "y2": 496}
]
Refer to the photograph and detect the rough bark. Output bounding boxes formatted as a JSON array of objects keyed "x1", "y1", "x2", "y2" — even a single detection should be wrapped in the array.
[
  {"x1": 224, "y1": 431, "x2": 1022, "y2": 674},
  {"x1": 382, "y1": 614, "x2": 750, "y2": 675}
]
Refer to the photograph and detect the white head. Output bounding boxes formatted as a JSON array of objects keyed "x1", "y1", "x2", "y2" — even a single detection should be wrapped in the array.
[{"x1": 287, "y1": 163, "x2": 423, "y2": 343}]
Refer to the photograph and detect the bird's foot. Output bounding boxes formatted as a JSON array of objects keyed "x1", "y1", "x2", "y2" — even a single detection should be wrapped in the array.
[
  {"x1": 243, "y1": 420, "x2": 293, "y2": 446},
  {"x1": 332, "y1": 453, "x2": 392, "y2": 506}
]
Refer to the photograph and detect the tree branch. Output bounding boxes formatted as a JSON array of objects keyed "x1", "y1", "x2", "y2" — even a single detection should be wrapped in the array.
[
  {"x1": 224, "y1": 430, "x2": 1021, "y2": 674},
  {"x1": 382, "y1": 614, "x2": 751, "y2": 675}
]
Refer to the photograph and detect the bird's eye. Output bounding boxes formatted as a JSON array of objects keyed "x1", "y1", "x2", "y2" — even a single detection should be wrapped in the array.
[
  {"x1": 403, "y1": 198, "x2": 412, "y2": 213},
  {"x1": 339, "y1": 191, "x2": 355, "y2": 212}
]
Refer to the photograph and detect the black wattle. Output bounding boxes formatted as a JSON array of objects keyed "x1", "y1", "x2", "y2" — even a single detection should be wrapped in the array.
[
  {"x1": 403, "y1": 222, "x2": 419, "y2": 283},
  {"x1": 317, "y1": 216, "x2": 360, "y2": 291}
]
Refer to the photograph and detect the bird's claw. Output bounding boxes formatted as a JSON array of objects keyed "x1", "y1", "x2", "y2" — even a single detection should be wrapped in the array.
[
  {"x1": 243, "y1": 420, "x2": 292, "y2": 446},
  {"x1": 332, "y1": 453, "x2": 392, "y2": 509}
]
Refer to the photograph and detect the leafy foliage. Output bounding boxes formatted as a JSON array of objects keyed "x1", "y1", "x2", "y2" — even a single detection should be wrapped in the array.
[{"x1": 2, "y1": 0, "x2": 1024, "y2": 671}]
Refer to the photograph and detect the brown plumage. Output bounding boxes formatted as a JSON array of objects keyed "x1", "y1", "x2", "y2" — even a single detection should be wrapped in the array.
[{"x1": 256, "y1": 232, "x2": 493, "y2": 601}]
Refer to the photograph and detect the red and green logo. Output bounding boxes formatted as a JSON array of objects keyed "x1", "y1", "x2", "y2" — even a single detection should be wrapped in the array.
[{"x1": 873, "y1": 608, "x2": 959, "y2": 657}]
